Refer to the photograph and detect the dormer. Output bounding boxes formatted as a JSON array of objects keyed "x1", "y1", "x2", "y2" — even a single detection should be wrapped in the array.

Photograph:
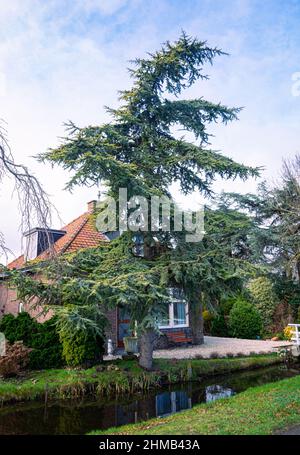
[{"x1": 24, "y1": 228, "x2": 66, "y2": 261}]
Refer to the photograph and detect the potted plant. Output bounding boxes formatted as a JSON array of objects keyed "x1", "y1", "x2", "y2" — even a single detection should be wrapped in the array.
[{"x1": 123, "y1": 336, "x2": 138, "y2": 354}]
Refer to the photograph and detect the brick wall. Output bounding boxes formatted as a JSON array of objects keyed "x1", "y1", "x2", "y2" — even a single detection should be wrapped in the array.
[
  {"x1": 0, "y1": 283, "x2": 19, "y2": 316},
  {"x1": 105, "y1": 308, "x2": 118, "y2": 352},
  {"x1": 0, "y1": 276, "x2": 120, "y2": 353},
  {"x1": 0, "y1": 278, "x2": 192, "y2": 353},
  {"x1": 0, "y1": 279, "x2": 53, "y2": 323}
]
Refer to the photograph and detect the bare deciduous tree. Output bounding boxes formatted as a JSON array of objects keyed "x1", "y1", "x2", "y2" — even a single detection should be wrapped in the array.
[{"x1": 0, "y1": 122, "x2": 54, "y2": 261}]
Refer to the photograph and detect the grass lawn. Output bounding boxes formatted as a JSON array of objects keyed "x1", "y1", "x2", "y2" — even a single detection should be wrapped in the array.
[
  {"x1": 0, "y1": 354, "x2": 281, "y2": 405},
  {"x1": 89, "y1": 373, "x2": 300, "y2": 435}
]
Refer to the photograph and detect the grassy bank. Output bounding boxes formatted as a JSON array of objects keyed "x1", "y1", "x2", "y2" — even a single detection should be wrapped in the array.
[
  {"x1": 90, "y1": 374, "x2": 300, "y2": 435},
  {"x1": 0, "y1": 354, "x2": 281, "y2": 405}
]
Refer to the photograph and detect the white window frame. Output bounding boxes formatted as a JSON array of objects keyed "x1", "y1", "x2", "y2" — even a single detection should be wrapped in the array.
[
  {"x1": 25, "y1": 231, "x2": 38, "y2": 261},
  {"x1": 159, "y1": 289, "x2": 189, "y2": 329}
]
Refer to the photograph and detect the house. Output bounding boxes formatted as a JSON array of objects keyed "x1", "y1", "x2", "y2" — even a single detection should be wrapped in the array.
[{"x1": 0, "y1": 201, "x2": 192, "y2": 352}]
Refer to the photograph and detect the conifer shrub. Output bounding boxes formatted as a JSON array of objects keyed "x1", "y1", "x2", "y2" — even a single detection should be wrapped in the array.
[
  {"x1": 0, "y1": 313, "x2": 64, "y2": 369},
  {"x1": 0, "y1": 312, "x2": 38, "y2": 345},
  {"x1": 219, "y1": 297, "x2": 236, "y2": 316},
  {"x1": 211, "y1": 313, "x2": 228, "y2": 337},
  {"x1": 59, "y1": 329, "x2": 105, "y2": 368},
  {"x1": 228, "y1": 298, "x2": 262, "y2": 339},
  {"x1": 203, "y1": 310, "x2": 214, "y2": 334},
  {"x1": 29, "y1": 317, "x2": 64, "y2": 369},
  {"x1": 248, "y1": 277, "x2": 277, "y2": 327}
]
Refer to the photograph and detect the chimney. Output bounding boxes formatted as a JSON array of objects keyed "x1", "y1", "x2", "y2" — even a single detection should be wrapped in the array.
[{"x1": 87, "y1": 200, "x2": 97, "y2": 213}]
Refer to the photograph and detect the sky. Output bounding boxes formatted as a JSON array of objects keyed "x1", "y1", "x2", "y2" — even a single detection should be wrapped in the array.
[{"x1": 0, "y1": 0, "x2": 299, "y2": 262}]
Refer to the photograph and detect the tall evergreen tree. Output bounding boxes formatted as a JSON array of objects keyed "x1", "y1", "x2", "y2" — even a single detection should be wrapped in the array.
[
  {"x1": 14, "y1": 34, "x2": 259, "y2": 369},
  {"x1": 224, "y1": 155, "x2": 300, "y2": 279},
  {"x1": 40, "y1": 33, "x2": 257, "y2": 200},
  {"x1": 10, "y1": 203, "x2": 258, "y2": 369},
  {"x1": 220, "y1": 156, "x2": 300, "y2": 319}
]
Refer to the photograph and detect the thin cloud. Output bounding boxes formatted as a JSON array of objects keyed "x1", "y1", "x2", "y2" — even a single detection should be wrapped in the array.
[{"x1": 0, "y1": 0, "x2": 299, "y2": 262}]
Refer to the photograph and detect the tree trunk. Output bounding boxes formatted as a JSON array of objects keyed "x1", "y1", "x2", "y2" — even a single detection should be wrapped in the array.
[
  {"x1": 139, "y1": 329, "x2": 156, "y2": 370},
  {"x1": 189, "y1": 295, "x2": 204, "y2": 345}
]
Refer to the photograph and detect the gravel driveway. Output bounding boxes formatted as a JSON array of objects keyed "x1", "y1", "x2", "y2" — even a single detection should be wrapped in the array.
[{"x1": 153, "y1": 336, "x2": 289, "y2": 359}]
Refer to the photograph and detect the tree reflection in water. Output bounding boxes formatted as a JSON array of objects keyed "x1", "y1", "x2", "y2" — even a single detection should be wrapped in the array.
[{"x1": 0, "y1": 364, "x2": 299, "y2": 434}]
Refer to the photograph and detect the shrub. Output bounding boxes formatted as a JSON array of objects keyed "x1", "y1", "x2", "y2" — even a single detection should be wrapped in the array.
[
  {"x1": 248, "y1": 277, "x2": 277, "y2": 327},
  {"x1": 0, "y1": 312, "x2": 38, "y2": 345},
  {"x1": 283, "y1": 325, "x2": 294, "y2": 340},
  {"x1": 0, "y1": 313, "x2": 64, "y2": 369},
  {"x1": 59, "y1": 329, "x2": 105, "y2": 367},
  {"x1": 228, "y1": 298, "x2": 262, "y2": 339},
  {"x1": 219, "y1": 297, "x2": 236, "y2": 316},
  {"x1": 0, "y1": 341, "x2": 32, "y2": 378},
  {"x1": 202, "y1": 310, "x2": 214, "y2": 334},
  {"x1": 209, "y1": 351, "x2": 220, "y2": 359},
  {"x1": 211, "y1": 314, "x2": 228, "y2": 337},
  {"x1": 272, "y1": 301, "x2": 294, "y2": 333},
  {"x1": 203, "y1": 309, "x2": 214, "y2": 321},
  {"x1": 29, "y1": 317, "x2": 64, "y2": 369},
  {"x1": 0, "y1": 312, "x2": 106, "y2": 369}
]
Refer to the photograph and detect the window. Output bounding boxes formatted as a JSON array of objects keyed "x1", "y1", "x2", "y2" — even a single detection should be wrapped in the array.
[
  {"x1": 156, "y1": 391, "x2": 191, "y2": 417},
  {"x1": 159, "y1": 301, "x2": 170, "y2": 327},
  {"x1": 25, "y1": 231, "x2": 38, "y2": 261},
  {"x1": 174, "y1": 301, "x2": 186, "y2": 325},
  {"x1": 159, "y1": 288, "x2": 188, "y2": 328}
]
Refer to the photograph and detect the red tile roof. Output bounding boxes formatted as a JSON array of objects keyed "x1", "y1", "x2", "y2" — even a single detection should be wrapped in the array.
[
  {"x1": 8, "y1": 210, "x2": 108, "y2": 270},
  {"x1": 8, "y1": 255, "x2": 26, "y2": 270}
]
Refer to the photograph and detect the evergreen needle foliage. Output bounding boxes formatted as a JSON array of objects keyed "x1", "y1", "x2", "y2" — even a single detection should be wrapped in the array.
[{"x1": 10, "y1": 34, "x2": 260, "y2": 369}]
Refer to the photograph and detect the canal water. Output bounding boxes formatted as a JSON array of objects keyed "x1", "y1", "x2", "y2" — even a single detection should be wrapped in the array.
[{"x1": 0, "y1": 363, "x2": 299, "y2": 435}]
